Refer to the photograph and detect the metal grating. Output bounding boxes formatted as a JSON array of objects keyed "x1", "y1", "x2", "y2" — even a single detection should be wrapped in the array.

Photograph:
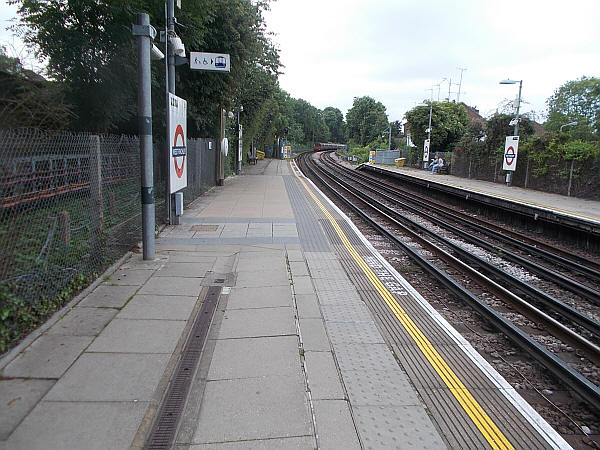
[
  {"x1": 144, "y1": 285, "x2": 221, "y2": 449},
  {"x1": 282, "y1": 175, "x2": 330, "y2": 252}
]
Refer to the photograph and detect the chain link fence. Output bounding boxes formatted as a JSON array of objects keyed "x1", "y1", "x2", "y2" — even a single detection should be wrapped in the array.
[{"x1": 0, "y1": 129, "x2": 216, "y2": 351}]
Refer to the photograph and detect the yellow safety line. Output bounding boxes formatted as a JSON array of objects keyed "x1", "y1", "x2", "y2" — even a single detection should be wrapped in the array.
[{"x1": 292, "y1": 163, "x2": 514, "y2": 450}]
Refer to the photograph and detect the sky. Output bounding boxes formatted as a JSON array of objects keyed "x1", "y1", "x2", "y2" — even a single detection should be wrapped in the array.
[
  {"x1": 263, "y1": 0, "x2": 600, "y2": 122},
  {"x1": 2, "y1": 1, "x2": 599, "y2": 123}
]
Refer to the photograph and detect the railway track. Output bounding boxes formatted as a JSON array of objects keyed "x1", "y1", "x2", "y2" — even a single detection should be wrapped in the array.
[{"x1": 297, "y1": 151, "x2": 600, "y2": 415}]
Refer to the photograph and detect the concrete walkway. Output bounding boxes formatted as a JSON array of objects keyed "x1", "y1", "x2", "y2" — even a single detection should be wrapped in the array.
[{"x1": 0, "y1": 159, "x2": 444, "y2": 449}]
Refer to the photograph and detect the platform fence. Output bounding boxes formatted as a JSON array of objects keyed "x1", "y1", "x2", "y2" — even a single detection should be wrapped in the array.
[{"x1": 0, "y1": 128, "x2": 216, "y2": 352}]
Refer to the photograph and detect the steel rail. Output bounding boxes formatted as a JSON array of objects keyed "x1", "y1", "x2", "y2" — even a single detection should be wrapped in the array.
[
  {"x1": 353, "y1": 159, "x2": 600, "y2": 275},
  {"x1": 298, "y1": 151, "x2": 600, "y2": 412},
  {"x1": 333, "y1": 153, "x2": 600, "y2": 280},
  {"x1": 323, "y1": 154, "x2": 600, "y2": 305}
]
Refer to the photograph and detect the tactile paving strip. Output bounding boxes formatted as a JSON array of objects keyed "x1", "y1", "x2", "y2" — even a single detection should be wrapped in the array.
[
  {"x1": 352, "y1": 405, "x2": 446, "y2": 450},
  {"x1": 283, "y1": 175, "x2": 330, "y2": 252},
  {"x1": 318, "y1": 199, "x2": 556, "y2": 449}
]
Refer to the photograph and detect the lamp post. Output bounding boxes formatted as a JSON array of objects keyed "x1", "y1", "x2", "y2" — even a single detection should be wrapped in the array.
[
  {"x1": 236, "y1": 106, "x2": 243, "y2": 174},
  {"x1": 560, "y1": 121, "x2": 578, "y2": 132},
  {"x1": 499, "y1": 79, "x2": 522, "y2": 185}
]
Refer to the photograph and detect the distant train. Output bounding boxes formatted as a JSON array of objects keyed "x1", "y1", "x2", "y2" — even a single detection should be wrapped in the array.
[{"x1": 312, "y1": 142, "x2": 346, "y2": 151}]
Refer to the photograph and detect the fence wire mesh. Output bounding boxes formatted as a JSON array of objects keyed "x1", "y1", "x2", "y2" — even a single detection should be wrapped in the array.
[{"x1": 0, "y1": 129, "x2": 216, "y2": 351}]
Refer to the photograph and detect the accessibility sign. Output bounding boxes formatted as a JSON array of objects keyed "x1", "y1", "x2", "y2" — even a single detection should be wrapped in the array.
[
  {"x1": 502, "y1": 136, "x2": 519, "y2": 171},
  {"x1": 189, "y1": 52, "x2": 231, "y2": 72},
  {"x1": 169, "y1": 93, "x2": 187, "y2": 193}
]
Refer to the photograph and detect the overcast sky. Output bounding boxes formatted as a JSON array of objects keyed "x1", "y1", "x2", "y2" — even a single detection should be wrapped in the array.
[
  {"x1": 2, "y1": 1, "x2": 599, "y2": 123},
  {"x1": 264, "y1": 0, "x2": 600, "y2": 122}
]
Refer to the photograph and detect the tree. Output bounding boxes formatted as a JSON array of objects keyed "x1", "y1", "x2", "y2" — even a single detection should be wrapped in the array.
[
  {"x1": 485, "y1": 113, "x2": 535, "y2": 154},
  {"x1": 12, "y1": 0, "x2": 280, "y2": 134},
  {"x1": 0, "y1": 47, "x2": 74, "y2": 129},
  {"x1": 405, "y1": 102, "x2": 468, "y2": 154},
  {"x1": 345, "y1": 96, "x2": 388, "y2": 146},
  {"x1": 545, "y1": 76, "x2": 600, "y2": 134},
  {"x1": 322, "y1": 107, "x2": 345, "y2": 143}
]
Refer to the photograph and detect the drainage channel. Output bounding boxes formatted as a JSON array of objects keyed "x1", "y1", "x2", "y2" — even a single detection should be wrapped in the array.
[{"x1": 144, "y1": 285, "x2": 222, "y2": 449}]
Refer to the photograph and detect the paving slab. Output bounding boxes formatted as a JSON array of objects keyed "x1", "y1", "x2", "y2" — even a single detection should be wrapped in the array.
[
  {"x1": 235, "y1": 270, "x2": 289, "y2": 288},
  {"x1": 207, "y1": 336, "x2": 300, "y2": 380},
  {"x1": 4, "y1": 401, "x2": 148, "y2": 450},
  {"x1": 217, "y1": 308, "x2": 295, "y2": 339},
  {"x1": 44, "y1": 353, "x2": 169, "y2": 401},
  {"x1": 304, "y1": 351, "x2": 344, "y2": 400},
  {"x1": 326, "y1": 322, "x2": 386, "y2": 345},
  {"x1": 292, "y1": 276, "x2": 315, "y2": 295},
  {"x1": 2, "y1": 335, "x2": 93, "y2": 379},
  {"x1": 138, "y1": 276, "x2": 203, "y2": 297},
  {"x1": 87, "y1": 318, "x2": 186, "y2": 353},
  {"x1": 78, "y1": 284, "x2": 139, "y2": 308},
  {"x1": 0, "y1": 379, "x2": 55, "y2": 440},
  {"x1": 154, "y1": 262, "x2": 213, "y2": 278},
  {"x1": 342, "y1": 369, "x2": 420, "y2": 406},
  {"x1": 288, "y1": 261, "x2": 309, "y2": 277},
  {"x1": 352, "y1": 405, "x2": 446, "y2": 449},
  {"x1": 46, "y1": 307, "x2": 117, "y2": 336},
  {"x1": 312, "y1": 400, "x2": 361, "y2": 450},
  {"x1": 298, "y1": 318, "x2": 331, "y2": 352},
  {"x1": 184, "y1": 436, "x2": 315, "y2": 449},
  {"x1": 106, "y1": 268, "x2": 155, "y2": 286},
  {"x1": 192, "y1": 375, "x2": 312, "y2": 443},
  {"x1": 286, "y1": 249, "x2": 304, "y2": 262},
  {"x1": 226, "y1": 285, "x2": 293, "y2": 310},
  {"x1": 119, "y1": 254, "x2": 169, "y2": 269},
  {"x1": 164, "y1": 254, "x2": 219, "y2": 264},
  {"x1": 118, "y1": 294, "x2": 197, "y2": 320},
  {"x1": 295, "y1": 293, "x2": 322, "y2": 319}
]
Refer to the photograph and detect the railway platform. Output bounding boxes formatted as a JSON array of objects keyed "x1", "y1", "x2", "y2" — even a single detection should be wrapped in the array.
[
  {"x1": 0, "y1": 159, "x2": 571, "y2": 449},
  {"x1": 362, "y1": 164, "x2": 600, "y2": 231}
]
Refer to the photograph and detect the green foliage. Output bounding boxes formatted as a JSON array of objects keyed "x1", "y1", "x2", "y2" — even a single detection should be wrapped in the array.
[
  {"x1": 405, "y1": 102, "x2": 468, "y2": 154},
  {"x1": 0, "y1": 47, "x2": 75, "y2": 129},
  {"x1": 322, "y1": 107, "x2": 346, "y2": 143},
  {"x1": 0, "y1": 272, "x2": 94, "y2": 352},
  {"x1": 545, "y1": 76, "x2": 600, "y2": 133},
  {"x1": 12, "y1": 0, "x2": 281, "y2": 134},
  {"x1": 345, "y1": 96, "x2": 388, "y2": 146}
]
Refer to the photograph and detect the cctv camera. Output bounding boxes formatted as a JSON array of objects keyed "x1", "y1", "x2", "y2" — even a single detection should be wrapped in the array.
[{"x1": 170, "y1": 35, "x2": 185, "y2": 56}]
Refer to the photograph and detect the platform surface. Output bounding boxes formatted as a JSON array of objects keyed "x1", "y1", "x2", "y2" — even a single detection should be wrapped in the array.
[
  {"x1": 0, "y1": 159, "x2": 570, "y2": 449},
  {"x1": 370, "y1": 164, "x2": 600, "y2": 223}
]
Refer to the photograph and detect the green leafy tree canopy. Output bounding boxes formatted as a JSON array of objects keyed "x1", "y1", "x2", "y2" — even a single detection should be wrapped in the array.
[{"x1": 345, "y1": 96, "x2": 388, "y2": 146}]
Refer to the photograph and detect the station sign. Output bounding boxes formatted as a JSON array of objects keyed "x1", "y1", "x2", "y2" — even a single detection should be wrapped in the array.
[
  {"x1": 284, "y1": 145, "x2": 291, "y2": 159},
  {"x1": 423, "y1": 139, "x2": 430, "y2": 162},
  {"x1": 169, "y1": 93, "x2": 187, "y2": 193},
  {"x1": 369, "y1": 151, "x2": 376, "y2": 164},
  {"x1": 503, "y1": 136, "x2": 519, "y2": 171},
  {"x1": 190, "y1": 52, "x2": 230, "y2": 72}
]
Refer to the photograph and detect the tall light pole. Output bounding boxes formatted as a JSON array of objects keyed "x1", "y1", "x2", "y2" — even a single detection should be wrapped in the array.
[
  {"x1": 499, "y1": 79, "x2": 522, "y2": 185},
  {"x1": 560, "y1": 121, "x2": 578, "y2": 132}
]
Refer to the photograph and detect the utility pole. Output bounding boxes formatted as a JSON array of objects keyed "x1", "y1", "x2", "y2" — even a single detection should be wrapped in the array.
[
  {"x1": 133, "y1": 13, "x2": 158, "y2": 260},
  {"x1": 165, "y1": 0, "x2": 179, "y2": 224},
  {"x1": 457, "y1": 67, "x2": 467, "y2": 102}
]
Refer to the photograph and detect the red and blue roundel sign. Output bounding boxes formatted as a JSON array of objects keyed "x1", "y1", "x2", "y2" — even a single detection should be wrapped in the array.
[{"x1": 169, "y1": 94, "x2": 187, "y2": 193}]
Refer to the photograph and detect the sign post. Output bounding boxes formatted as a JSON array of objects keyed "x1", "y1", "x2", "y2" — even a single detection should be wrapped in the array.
[
  {"x1": 503, "y1": 136, "x2": 519, "y2": 185},
  {"x1": 169, "y1": 93, "x2": 188, "y2": 194}
]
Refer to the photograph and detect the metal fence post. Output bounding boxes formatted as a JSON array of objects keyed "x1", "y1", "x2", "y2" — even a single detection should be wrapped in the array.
[{"x1": 90, "y1": 135, "x2": 104, "y2": 257}]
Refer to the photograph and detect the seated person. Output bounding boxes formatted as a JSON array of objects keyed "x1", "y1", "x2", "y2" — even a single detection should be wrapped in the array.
[{"x1": 430, "y1": 154, "x2": 445, "y2": 173}]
